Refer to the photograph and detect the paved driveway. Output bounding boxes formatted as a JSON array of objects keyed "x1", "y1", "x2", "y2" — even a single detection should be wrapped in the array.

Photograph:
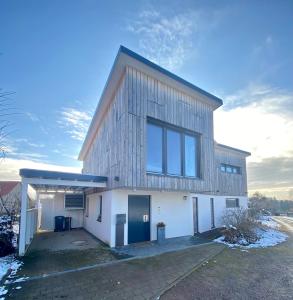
[
  {"x1": 161, "y1": 217, "x2": 293, "y2": 300},
  {"x1": 6, "y1": 243, "x2": 224, "y2": 300}
]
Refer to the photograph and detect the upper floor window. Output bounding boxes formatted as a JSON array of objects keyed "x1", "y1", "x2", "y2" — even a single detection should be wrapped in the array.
[
  {"x1": 147, "y1": 118, "x2": 200, "y2": 178},
  {"x1": 167, "y1": 129, "x2": 181, "y2": 175},
  {"x1": 220, "y1": 163, "x2": 241, "y2": 174},
  {"x1": 147, "y1": 123, "x2": 163, "y2": 173}
]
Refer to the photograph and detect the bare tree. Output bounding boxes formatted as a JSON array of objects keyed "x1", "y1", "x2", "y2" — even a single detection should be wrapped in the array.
[{"x1": 0, "y1": 90, "x2": 16, "y2": 160}]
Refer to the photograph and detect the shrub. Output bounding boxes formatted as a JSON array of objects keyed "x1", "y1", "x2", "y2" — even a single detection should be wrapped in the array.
[
  {"x1": 221, "y1": 207, "x2": 259, "y2": 245},
  {"x1": 0, "y1": 231, "x2": 14, "y2": 257}
]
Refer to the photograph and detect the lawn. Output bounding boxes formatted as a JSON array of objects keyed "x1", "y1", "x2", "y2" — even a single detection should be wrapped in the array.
[{"x1": 162, "y1": 218, "x2": 293, "y2": 300}]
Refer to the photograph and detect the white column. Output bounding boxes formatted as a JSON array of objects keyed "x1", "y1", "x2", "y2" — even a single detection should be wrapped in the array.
[{"x1": 19, "y1": 180, "x2": 28, "y2": 256}]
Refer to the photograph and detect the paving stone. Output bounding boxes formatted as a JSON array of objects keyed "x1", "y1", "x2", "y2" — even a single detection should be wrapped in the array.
[{"x1": 7, "y1": 243, "x2": 224, "y2": 299}]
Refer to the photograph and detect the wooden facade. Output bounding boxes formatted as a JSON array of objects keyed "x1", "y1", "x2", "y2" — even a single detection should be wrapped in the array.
[
  {"x1": 82, "y1": 61, "x2": 249, "y2": 196},
  {"x1": 215, "y1": 144, "x2": 248, "y2": 196}
]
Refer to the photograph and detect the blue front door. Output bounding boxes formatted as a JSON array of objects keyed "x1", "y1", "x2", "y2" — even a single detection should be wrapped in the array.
[{"x1": 128, "y1": 195, "x2": 150, "y2": 244}]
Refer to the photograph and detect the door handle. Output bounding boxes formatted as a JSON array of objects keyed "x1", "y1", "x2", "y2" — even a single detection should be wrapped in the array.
[{"x1": 143, "y1": 215, "x2": 149, "y2": 222}]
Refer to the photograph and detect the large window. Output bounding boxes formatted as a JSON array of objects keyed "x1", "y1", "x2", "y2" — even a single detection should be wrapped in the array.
[
  {"x1": 147, "y1": 123, "x2": 163, "y2": 173},
  {"x1": 167, "y1": 129, "x2": 181, "y2": 175},
  {"x1": 147, "y1": 118, "x2": 200, "y2": 178},
  {"x1": 185, "y1": 135, "x2": 197, "y2": 177}
]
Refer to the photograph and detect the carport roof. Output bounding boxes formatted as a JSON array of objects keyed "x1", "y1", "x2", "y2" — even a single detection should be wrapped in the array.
[{"x1": 19, "y1": 168, "x2": 107, "y2": 191}]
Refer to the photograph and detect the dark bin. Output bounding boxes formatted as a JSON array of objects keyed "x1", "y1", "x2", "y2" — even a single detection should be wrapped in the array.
[
  {"x1": 64, "y1": 217, "x2": 72, "y2": 231},
  {"x1": 54, "y1": 216, "x2": 65, "y2": 232}
]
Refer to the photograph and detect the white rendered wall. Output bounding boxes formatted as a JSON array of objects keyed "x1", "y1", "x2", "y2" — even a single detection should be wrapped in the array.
[
  {"x1": 110, "y1": 190, "x2": 193, "y2": 247},
  {"x1": 190, "y1": 194, "x2": 248, "y2": 233},
  {"x1": 81, "y1": 190, "x2": 248, "y2": 248},
  {"x1": 39, "y1": 193, "x2": 84, "y2": 230},
  {"x1": 83, "y1": 191, "x2": 112, "y2": 246}
]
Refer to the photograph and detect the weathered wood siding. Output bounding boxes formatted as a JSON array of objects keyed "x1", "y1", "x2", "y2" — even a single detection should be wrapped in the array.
[
  {"x1": 83, "y1": 75, "x2": 128, "y2": 188},
  {"x1": 123, "y1": 66, "x2": 217, "y2": 192},
  {"x1": 215, "y1": 147, "x2": 248, "y2": 196},
  {"x1": 83, "y1": 65, "x2": 247, "y2": 195}
]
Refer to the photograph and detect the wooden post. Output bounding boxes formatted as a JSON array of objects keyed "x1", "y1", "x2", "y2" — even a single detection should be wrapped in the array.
[{"x1": 19, "y1": 180, "x2": 28, "y2": 256}]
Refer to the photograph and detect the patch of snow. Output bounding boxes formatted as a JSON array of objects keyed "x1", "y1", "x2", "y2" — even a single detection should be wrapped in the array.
[
  {"x1": 15, "y1": 286, "x2": 21, "y2": 290},
  {"x1": 0, "y1": 255, "x2": 22, "y2": 299},
  {"x1": 11, "y1": 276, "x2": 28, "y2": 283},
  {"x1": 259, "y1": 216, "x2": 279, "y2": 229},
  {"x1": 214, "y1": 228, "x2": 288, "y2": 249}
]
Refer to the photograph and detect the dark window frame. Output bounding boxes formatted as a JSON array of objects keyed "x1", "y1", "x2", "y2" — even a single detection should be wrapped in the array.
[
  {"x1": 64, "y1": 194, "x2": 84, "y2": 210},
  {"x1": 146, "y1": 117, "x2": 201, "y2": 179},
  {"x1": 97, "y1": 195, "x2": 102, "y2": 222},
  {"x1": 220, "y1": 163, "x2": 241, "y2": 175},
  {"x1": 210, "y1": 198, "x2": 215, "y2": 228},
  {"x1": 226, "y1": 198, "x2": 240, "y2": 208}
]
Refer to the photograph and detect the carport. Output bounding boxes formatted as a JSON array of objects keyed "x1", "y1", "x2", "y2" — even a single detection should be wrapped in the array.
[{"x1": 19, "y1": 168, "x2": 107, "y2": 256}]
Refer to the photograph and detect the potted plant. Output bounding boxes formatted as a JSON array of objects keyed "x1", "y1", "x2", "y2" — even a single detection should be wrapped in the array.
[{"x1": 157, "y1": 222, "x2": 166, "y2": 244}]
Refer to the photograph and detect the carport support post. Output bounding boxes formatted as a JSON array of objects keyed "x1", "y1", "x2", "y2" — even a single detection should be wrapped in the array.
[{"x1": 19, "y1": 180, "x2": 28, "y2": 256}]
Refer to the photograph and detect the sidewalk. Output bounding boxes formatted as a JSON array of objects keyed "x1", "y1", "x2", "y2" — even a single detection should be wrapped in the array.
[{"x1": 7, "y1": 243, "x2": 224, "y2": 300}]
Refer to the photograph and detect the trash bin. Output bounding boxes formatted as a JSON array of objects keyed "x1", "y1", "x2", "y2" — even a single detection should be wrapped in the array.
[
  {"x1": 54, "y1": 216, "x2": 65, "y2": 232},
  {"x1": 64, "y1": 217, "x2": 72, "y2": 231}
]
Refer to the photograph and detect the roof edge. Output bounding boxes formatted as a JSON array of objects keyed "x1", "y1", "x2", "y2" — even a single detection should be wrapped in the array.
[
  {"x1": 215, "y1": 143, "x2": 251, "y2": 156},
  {"x1": 119, "y1": 46, "x2": 223, "y2": 106},
  {"x1": 19, "y1": 169, "x2": 108, "y2": 183}
]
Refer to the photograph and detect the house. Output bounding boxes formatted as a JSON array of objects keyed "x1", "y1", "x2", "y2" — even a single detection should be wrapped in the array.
[
  {"x1": 0, "y1": 181, "x2": 21, "y2": 215},
  {"x1": 18, "y1": 46, "x2": 250, "y2": 256}
]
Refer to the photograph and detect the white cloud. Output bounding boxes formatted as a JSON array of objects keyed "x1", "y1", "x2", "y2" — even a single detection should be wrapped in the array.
[
  {"x1": 215, "y1": 84, "x2": 293, "y2": 199},
  {"x1": 0, "y1": 158, "x2": 81, "y2": 180},
  {"x1": 127, "y1": 9, "x2": 198, "y2": 71},
  {"x1": 26, "y1": 112, "x2": 40, "y2": 122},
  {"x1": 59, "y1": 107, "x2": 92, "y2": 141},
  {"x1": 215, "y1": 84, "x2": 293, "y2": 162},
  {"x1": 15, "y1": 138, "x2": 45, "y2": 148}
]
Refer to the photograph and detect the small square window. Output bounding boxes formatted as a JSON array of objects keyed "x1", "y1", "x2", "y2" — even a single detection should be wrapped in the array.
[{"x1": 226, "y1": 166, "x2": 232, "y2": 173}]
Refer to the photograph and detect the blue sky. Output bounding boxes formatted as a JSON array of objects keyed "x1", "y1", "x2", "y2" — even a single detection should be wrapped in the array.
[{"x1": 0, "y1": 0, "x2": 293, "y2": 199}]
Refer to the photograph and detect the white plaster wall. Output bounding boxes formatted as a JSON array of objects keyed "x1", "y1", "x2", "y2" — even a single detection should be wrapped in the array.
[
  {"x1": 191, "y1": 194, "x2": 248, "y2": 232},
  {"x1": 110, "y1": 190, "x2": 193, "y2": 247},
  {"x1": 83, "y1": 191, "x2": 112, "y2": 246},
  {"x1": 39, "y1": 193, "x2": 84, "y2": 231}
]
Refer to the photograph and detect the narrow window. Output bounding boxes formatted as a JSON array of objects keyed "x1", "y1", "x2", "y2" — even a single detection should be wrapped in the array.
[
  {"x1": 210, "y1": 198, "x2": 215, "y2": 228},
  {"x1": 167, "y1": 129, "x2": 181, "y2": 175},
  {"x1": 85, "y1": 196, "x2": 89, "y2": 217},
  {"x1": 97, "y1": 195, "x2": 102, "y2": 222},
  {"x1": 147, "y1": 123, "x2": 163, "y2": 173},
  {"x1": 185, "y1": 135, "x2": 197, "y2": 177}
]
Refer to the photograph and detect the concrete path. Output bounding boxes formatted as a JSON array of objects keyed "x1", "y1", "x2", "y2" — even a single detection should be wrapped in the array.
[
  {"x1": 6, "y1": 243, "x2": 224, "y2": 299},
  {"x1": 113, "y1": 235, "x2": 213, "y2": 258}
]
